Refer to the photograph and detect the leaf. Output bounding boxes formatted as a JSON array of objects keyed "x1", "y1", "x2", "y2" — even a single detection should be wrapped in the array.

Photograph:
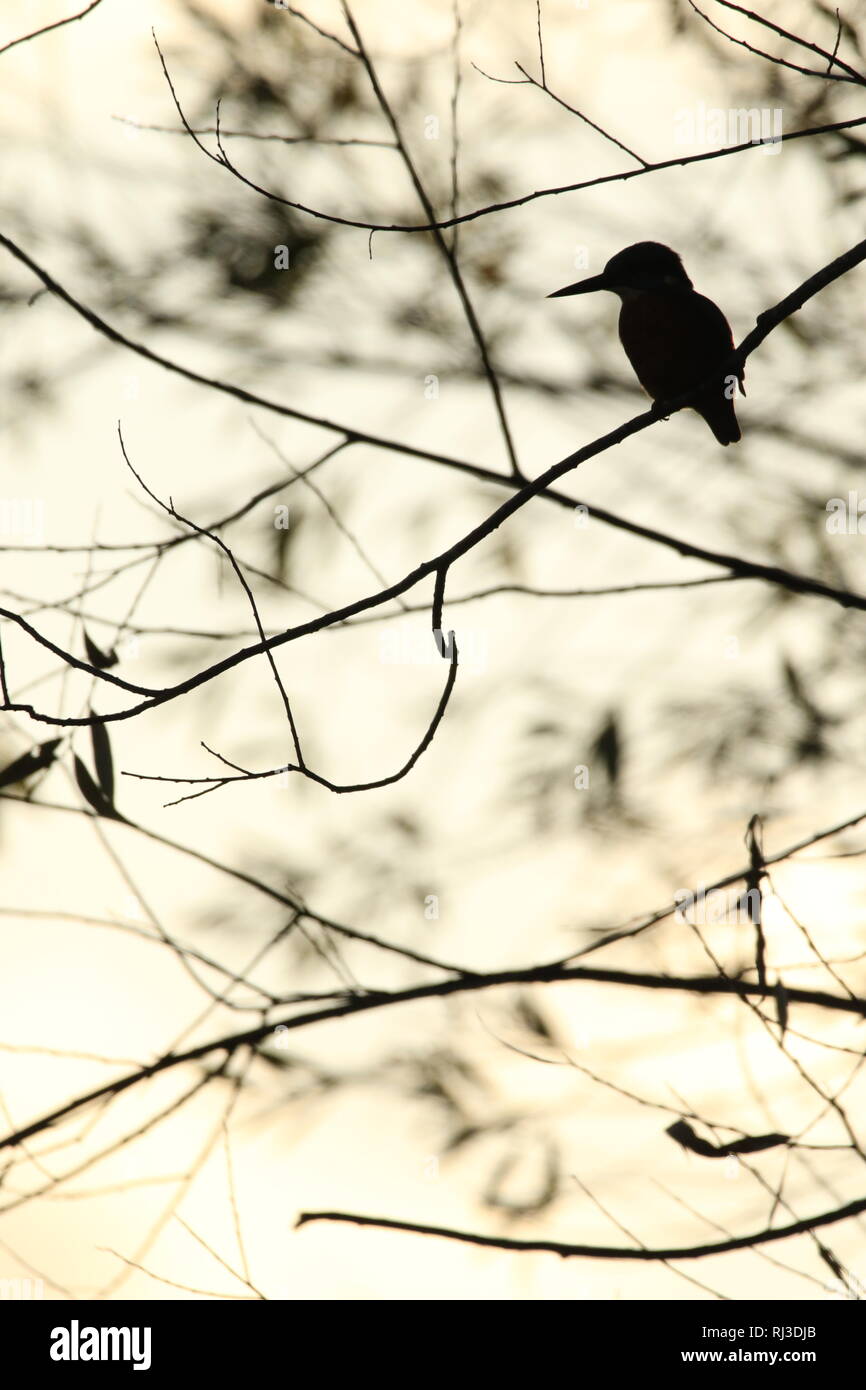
[
  {"x1": 782, "y1": 657, "x2": 808, "y2": 707},
  {"x1": 775, "y1": 979, "x2": 789, "y2": 1039},
  {"x1": 666, "y1": 1119, "x2": 789, "y2": 1158},
  {"x1": 0, "y1": 738, "x2": 62, "y2": 790},
  {"x1": 723, "y1": 1132, "x2": 790, "y2": 1156},
  {"x1": 515, "y1": 994, "x2": 555, "y2": 1044},
  {"x1": 781, "y1": 659, "x2": 825, "y2": 728},
  {"x1": 83, "y1": 629, "x2": 118, "y2": 670},
  {"x1": 666, "y1": 1120, "x2": 718, "y2": 1157},
  {"x1": 817, "y1": 1244, "x2": 846, "y2": 1282},
  {"x1": 443, "y1": 1124, "x2": 482, "y2": 1154},
  {"x1": 89, "y1": 714, "x2": 114, "y2": 803},
  {"x1": 271, "y1": 511, "x2": 298, "y2": 582},
  {"x1": 74, "y1": 755, "x2": 121, "y2": 821},
  {"x1": 592, "y1": 713, "x2": 621, "y2": 786}
]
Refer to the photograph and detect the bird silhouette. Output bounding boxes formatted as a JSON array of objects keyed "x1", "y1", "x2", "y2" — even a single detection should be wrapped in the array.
[{"x1": 549, "y1": 241, "x2": 744, "y2": 445}]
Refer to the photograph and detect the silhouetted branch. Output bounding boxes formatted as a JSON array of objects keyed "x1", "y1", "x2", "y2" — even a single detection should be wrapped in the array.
[
  {"x1": 199, "y1": 105, "x2": 866, "y2": 233},
  {"x1": 117, "y1": 425, "x2": 307, "y2": 767},
  {"x1": 123, "y1": 633, "x2": 459, "y2": 803},
  {"x1": 4, "y1": 228, "x2": 866, "y2": 684},
  {"x1": 317, "y1": 7, "x2": 523, "y2": 479},
  {"x1": 4, "y1": 232, "x2": 866, "y2": 729},
  {"x1": 2, "y1": 956, "x2": 862, "y2": 1152},
  {"x1": 112, "y1": 116, "x2": 394, "y2": 148},
  {"x1": 265, "y1": 0, "x2": 358, "y2": 58},
  {"x1": 689, "y1": 0, "x2": 866, "y2": 85},
  {"x1": 0, "y1": 0, "x2": 104, "y2": 58},
  {"x1": 473, "y1": 2, "x2": 650, "y2": 167},
  {"x1": 0, "y1": 792, "x2": 467, "y2": 975},
  {"x1": 565, "y1": 801, "x2": 866, "y2": 962},
  {"x1": 295, "y1": 1196, "x2": 866, "y2": 1259}
]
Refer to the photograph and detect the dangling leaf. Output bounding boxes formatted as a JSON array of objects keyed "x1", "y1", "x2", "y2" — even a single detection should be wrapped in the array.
[
  {"x1": 74, "y1": 755, "x2": 121, "y2": 821},
  {"x1": 514, "y1": 994, "x2": 555, "y2": 1044},
  {"x1": 817, "y1": 1245, "x2": 846, "y2": 1282},
  {"x1": 592, "y1": 713, "x2": 621, "y2": 786},
  {"x1": 666, "y1": 1120, "x2": 717, "y2": 1157},
  {"x1": 782, "y1": 657, "x2": 809, "y2": 709},
  {"x1": 0, "y1": 738, "x2": 62, "y2": 790},
  {"x1": 744, "y1": 814, "x2": 767, "y2": 986},
  {"x1": 723, "y1": 1132, "x2": 790, "y2": 1156},
  {"x1": 666, "y1": 1119, "x2": 788, "y2": 1158},
  {"x1": 89, "y1": 714, "x2": 114, "y2": 803},
  {"x1": 83, "y1": 629, "x2": 118, "y2": 670},
  {"x1": 775, "y1": 979, "x2": 789, "y2": 1039}
]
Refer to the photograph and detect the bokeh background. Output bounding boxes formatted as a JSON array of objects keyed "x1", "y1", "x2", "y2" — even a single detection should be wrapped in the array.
[{"x1": 1, "y1": 0, "x2": 865, "y2": 1300}]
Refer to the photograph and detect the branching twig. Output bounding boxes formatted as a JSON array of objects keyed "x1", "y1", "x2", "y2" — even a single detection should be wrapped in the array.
[
  {"x1": 2, "y1": 958, "x2": 863, "y2": 1154},
  {"x1": 692, "y1": 0, "x2": 866, "y2": 85}
]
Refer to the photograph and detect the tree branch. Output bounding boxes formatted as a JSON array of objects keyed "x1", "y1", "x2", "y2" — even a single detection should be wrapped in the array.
[{"x1": 294, "y1": 1195, "x2": 866, "y2": 1261}]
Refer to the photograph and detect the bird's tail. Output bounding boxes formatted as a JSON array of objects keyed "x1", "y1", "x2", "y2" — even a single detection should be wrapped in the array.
[{"x1": 696, "y1": 392, "x2": 741, "y2": 446}]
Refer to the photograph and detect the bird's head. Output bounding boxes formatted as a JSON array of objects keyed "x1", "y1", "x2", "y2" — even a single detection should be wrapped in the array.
[{"x1": 548, "y1": 241, "x2": 693, "y2": 301}]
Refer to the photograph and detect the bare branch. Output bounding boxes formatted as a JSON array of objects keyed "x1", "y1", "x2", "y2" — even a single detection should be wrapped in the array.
[
  {"x1": 112, "y1": 116, "x2": 393, "y2": 149},
  {"x1": 2, "y1": 957, "x2": 863, "y2": 1153},
  {"x1": 0, "y1": 0, "x2": 105, "y2": 58},
  {"x1": 191, "y1": 107, "x2": 866, "y2": 234},
  {"x1": 117, "y1": 426, "x2": 307, "y2": 768},
  {"x1": 337, "y1": 5, "x2": 523, "y2": 478},
  {"x1": 699, "y1": 0, "x2": 866, "y2": 84},
  {"x1": 122, "y1": 633, "x2": 459, "y2": 802},
  {"x1": 295, "y1": 1196, "x2": 866, "y2": 1260}
]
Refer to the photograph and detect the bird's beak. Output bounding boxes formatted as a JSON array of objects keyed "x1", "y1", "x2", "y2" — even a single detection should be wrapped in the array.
[{"x1": 547, "y1": 272, "x2": 610, "y2": 298}]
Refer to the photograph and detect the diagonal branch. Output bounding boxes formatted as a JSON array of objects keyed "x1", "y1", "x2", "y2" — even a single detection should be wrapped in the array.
[
  {"x1": 699, "y1": 0, "x2": 866, "y2": 84},
  {"x1": 0, "y1": 0, "x2": 105, "y2": 58},
  {"x1": 2, "y1": 226, "x2": 864, "y2": 620},
  {"x1": 3, "y1": 234, "x2": 865, "y2": 731}
]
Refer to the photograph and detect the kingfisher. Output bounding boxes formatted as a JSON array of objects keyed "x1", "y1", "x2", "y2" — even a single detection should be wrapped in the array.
[{"x1": 549, "y1": 241, "x2": 744, "y2": 445}]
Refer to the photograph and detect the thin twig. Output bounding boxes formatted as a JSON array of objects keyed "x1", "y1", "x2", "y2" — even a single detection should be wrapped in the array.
[
  {"x1": 112, "y1": 116, "x2": 393, "y2": 148},
  {"x1": 117, "y1": 425, "x2": 307, "y2": 768},
  {"x1": 0, "y1": 0, "x2": 104, "y2": 58},
  {"x1": 335, "y1": 7, "x2": 523, "y2": 478},
  {"x1": 449, "y1": 0, "x2": 462, "y2": 253},
  {"x1": 687, "y1": 0, "x2": 865, "y2": 85}
]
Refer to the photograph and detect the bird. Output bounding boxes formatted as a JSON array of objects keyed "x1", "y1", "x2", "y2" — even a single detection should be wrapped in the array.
[{"x1": 548, "y1": 241, "x2": 744, "y2": 445}]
